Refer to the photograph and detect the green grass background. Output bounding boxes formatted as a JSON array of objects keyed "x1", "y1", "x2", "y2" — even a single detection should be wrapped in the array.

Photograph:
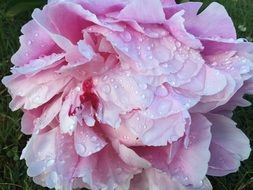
[{"x1": 0, "y1": 0, "x2": 253, "y2": 189}]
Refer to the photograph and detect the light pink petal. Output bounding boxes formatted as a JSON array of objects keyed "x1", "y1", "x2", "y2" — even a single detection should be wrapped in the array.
[
  {"x1": 101, "y1": 124, "x2": 143, "y2": 146},
  {"x1": 164, "y1": 10, "x2": 203, "y2": 49},
  {"x1": 11, "y1": 20, "x2": 57, "y2": 66},
  {"x1": 187, "y1": 2, "x2": 236, "y2": 39},
  {"x1": 21, "y1": 127, "x2": 79, "y2": 189},
  {"x1": 206, "y1": 114, "x2": 251, "y2": 176},
  {"x1": 168, "y1": 114, "x2": 211, "y2": 186},
  {"x1": 21, "y1": 110, "x2": 41, "y2": 135},
  {"x1": 95, "y1": 71, "x2": 154, "y2": 113},
  {"x1": 118, "y1": 0, "x2": 165, "y2": 23},
  {"x1": 112, "y1": 141, "x2": 150, "y2": 168},
  {"x1": 74, "y1": 144, "x2": 142, "y2": 190},
  {"x1": 11, "y1": 53, "x2": 65, "y2": 75},
  {"x1": 130, "y1": 169, "x2": 212, "y2": 190},
  {"x1": 74, "y1": 124, "x2": 107, "y2": 157},
  {"x1": 202, "y1": 65, "x2": 227, "y2": 96},
  {"x1": 123, "y1": 111, "x2": 188, "y2": 146},
  {"x1": 34, "y1": 95, "x2": 63, "y2": 132},
  {"x1": 59, "y1": 88, "x2": 80, "y2": 134}
]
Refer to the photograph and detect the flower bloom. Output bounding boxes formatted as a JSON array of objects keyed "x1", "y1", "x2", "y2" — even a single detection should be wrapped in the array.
[{"x1": 2, "y1": 0, "x2": 253, "y2": 189}]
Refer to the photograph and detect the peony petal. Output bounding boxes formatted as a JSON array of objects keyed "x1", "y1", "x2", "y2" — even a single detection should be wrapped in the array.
[
  {"x1": 118, "y1": 0, "x2": 165, "y2": 23},
  {"x1": 74, "y1": 124, "x2": 107, "y2": 157},
  {"x1": 130, "y1": 168, "x2": 213, "y2": 190},
  {"x1": 164, "y1": 10, "x2": 203, "y2": 49},
  {"x1": 168, "y1": 114, "x2": 211, "y2": 186},
  {"x1": 206, "y1": 114, "x2": 251, "y2": 176},
  {"x1": 74, "y1": 144, "x2": 142, "y2": 190}
]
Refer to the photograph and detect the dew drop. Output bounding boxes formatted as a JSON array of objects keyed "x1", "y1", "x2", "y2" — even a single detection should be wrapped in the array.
[
  {"x1": 123, "y1": 135, "x2": 129, "y2": 139},
  {"x1": 46, "y1": 159, "x2": 55, "y2": 167},
  {"x1": 138, "y1": 83, "x2": 147, "y2": 90},
  {"x1": 85, "y1": 117, "x2": 95, "y2": 127},
  {"x1": 103, "y1": 84, "x2": 111, "y2": 94},
  {"x1": 176, "y1": 41, "x2": 181, "y2": 48},
  {"x1": 158, "y1": 103, "x2": 171, "y2": 115},
  {"x1": 137, "y1": 46, "x2": 141, "y2": 50},
  {"x1": 124, "y1": 47, "x2": 129, "y2": 52},
  {"x1": 75, "y1": 86, "x2": 81, "y2": 91},
  {"x1": 148, "y1": 55, "x2": 153, "y2": 60},
  {"x1": 91, "y1": 136, "x2": 97, "y2": 142},
  {"x1": 183, "y1": 176, "x2": 189, "y2": 182},
  {"x1": 35, "y1": 33, "x2": 39, "y2": 37},
  {"x1": 28, "y1": 40, "x2": 32, "y2": 45},
  {"x1": 161, "y1": 63, "x2": 169, "y2": 68},
  {"x1": 120, "y1": 31, "x2": 132, "y2": 42},
  {"x1": 76, "y1": 143, "x2": 86, "y2": 154},
  {"x1": 103, "y1": 75, "x2": 108, "y2": 81}
]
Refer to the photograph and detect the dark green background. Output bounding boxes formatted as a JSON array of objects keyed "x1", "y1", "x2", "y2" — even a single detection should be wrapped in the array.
[{"x1": 0, "y1": 0, "x2": 253, "y2": 189}]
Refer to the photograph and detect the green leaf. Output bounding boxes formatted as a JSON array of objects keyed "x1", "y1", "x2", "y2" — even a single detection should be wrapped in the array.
[{"x1": 6, "y1": 0, "x2": 46, "y2": 17}]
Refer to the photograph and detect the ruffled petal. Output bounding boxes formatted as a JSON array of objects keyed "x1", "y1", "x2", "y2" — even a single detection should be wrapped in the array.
[
  {"x1": 206, "y1": 114, "x2": 251, "y2": 176},
  {"x1": 168, "y1": 114, "x2": 211, "y2": 186},
  {"x1": 118, "y1": 0, "x2": 165, "y2": 23}
]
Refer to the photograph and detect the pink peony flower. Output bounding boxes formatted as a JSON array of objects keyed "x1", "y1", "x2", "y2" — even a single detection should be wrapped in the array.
[{"x1": 2, "y1": 0, "x2": 253, "y2": 189}]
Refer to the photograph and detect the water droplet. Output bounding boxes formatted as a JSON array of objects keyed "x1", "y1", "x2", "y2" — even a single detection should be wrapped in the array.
[
  {"x1": 85, "y1": 117, "x2": 95, "y2": 127},
  {"x1": 136, "y1": 117, "x2": 140, "y2": 121},
  {"x1": 123, "y1": 135, "x2": 129, "y2": 139},
  {"x1": 120, "y1": 31, "x2": 132, "y2": 42},
  {"x1": 110, "y1": 78, "x2": 114, "y2": 82},
  {"x1": 138, "y1": 83, "x2": 147, "y2": 90},
  {"x1": 176, "y1": 41, "x2": 181, "y2": 48},
  {"x1": 69, "y1": 124, "x2": 75, "y2": 130},
  {"x1": 141, "y1": 94, "x2": 146, "y2": 99},
  {"x1": 91, "y1": 136, "x2": 97, "y2": 142},
  {"x1": 212, "y1": 62, "x2": 218, "y2": 66},
  {"x1": 161, "y1": 63, "x2": 169, "y2": 68},
  {"x1": 25, "y1": 52, "x2": 29, "y2": 57},
  {"x1": 137, "y1": 46, "x2": 141, "y2": 50},
  {"x1": 138, "y1": 37, "x2": 143, "y2": 42},
  {"x1": 76, "y1": 143, "x2": 86, "y2": 154},
  {"x1": 35, "y1": 33, "x2": 39, "y2": 37},
  {"x1": 103, "y1": 84, "x2": 111, "y2": 94},
  {"x1": 170, "y1": 135, "x2": 178, "y2": 141},
  {"x1": 147, "y1": 46, "x2": 151, "y2": 50},
  {"x1": 143, "y1": 125, "x2": 147, "y2": 129},
  {"x1": 124, "y1": 47, "x2": 129, "y2": 52},
  {"x1": 103, "y1": 75, "x2": 108, "y2": 81},
  {"x1": 46, "y1": 159, "x2": 55, "y2": 167},
  {"x1": 148, "y1": 55, "x2": 153, "y2": 60},
  {"x1": 95, "y1": 145, "x2": 101, "y2": 151},
  {"x1": 75, "y1": 86, "x2": 81, "y2": 91},
  {"x1": 183, "y1": 176, "x2": 189, "y2": 182},
  {"x1": 28, "y1": 40, "x2": 32, "y2": 45},
  {"x1": 158, "y1": 103, "x2": 171, "y2": 115},
  {"x1": 114, "y1": 85, "x2": 118, "y2": 89}
]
